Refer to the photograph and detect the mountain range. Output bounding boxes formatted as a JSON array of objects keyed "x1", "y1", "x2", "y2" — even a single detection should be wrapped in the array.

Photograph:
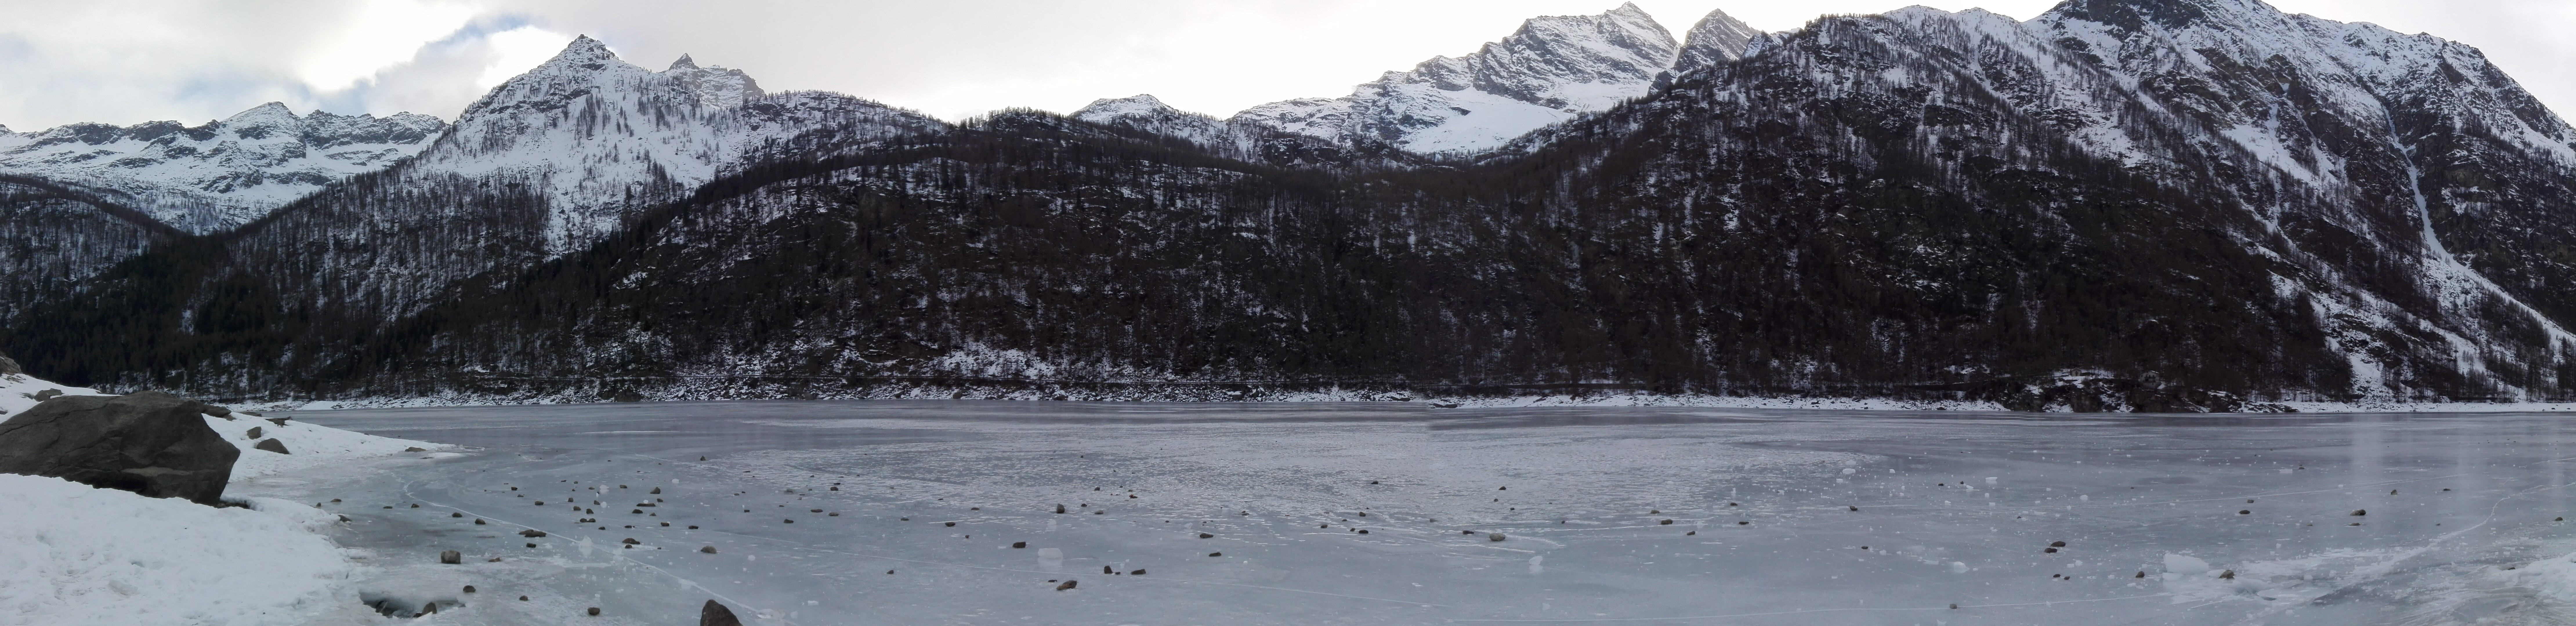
[{"x1": 5, "y1": 0, "x2": 2573, "y2": 412}]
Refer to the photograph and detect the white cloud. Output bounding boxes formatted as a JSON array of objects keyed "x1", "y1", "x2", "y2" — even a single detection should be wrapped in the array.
[
  {"x1": 297, "y1": 0, "x2": 479, "y2": 91},
  {"x1": 474, "y1": 26, "x2": 576, "y2": 89}
]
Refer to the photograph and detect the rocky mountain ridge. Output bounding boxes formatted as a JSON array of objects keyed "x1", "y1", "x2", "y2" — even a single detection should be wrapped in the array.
[
  {"x1": 0, "y1": 104, "x2": 445, "y2": 232},
  {"x1": 1226, "y1": 3, "x2": 1736, "y2": 155}
]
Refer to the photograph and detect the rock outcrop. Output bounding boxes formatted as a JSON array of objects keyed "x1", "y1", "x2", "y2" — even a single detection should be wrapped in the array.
[
  {"x1": 701, "y1": 600, "x2": 744, "y2": 626},
  {"x1": 0, "y1": 391, "x2": 238, "y2": 505}
]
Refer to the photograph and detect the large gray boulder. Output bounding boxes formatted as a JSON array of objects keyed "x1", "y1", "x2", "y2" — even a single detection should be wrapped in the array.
[{"x1": 0, "y1": 391, "x2": 239, "y2": 505}]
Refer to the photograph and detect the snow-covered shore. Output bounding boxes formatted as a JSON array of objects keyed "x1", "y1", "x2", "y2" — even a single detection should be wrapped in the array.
[
  {"x1": 249, "y1": 386, "x2": 2576, "y2": 414},
  {"x1": 0, "y1": 475, "x2": 356, "y2": 625},
  {"x1": 1, "y1": 371, "x2": 449, "y2": 625}
]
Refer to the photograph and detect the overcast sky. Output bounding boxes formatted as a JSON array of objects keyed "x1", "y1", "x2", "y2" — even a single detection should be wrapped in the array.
[{"x1": 2, "y1": 0, "x2": 2571, "y2": 130}]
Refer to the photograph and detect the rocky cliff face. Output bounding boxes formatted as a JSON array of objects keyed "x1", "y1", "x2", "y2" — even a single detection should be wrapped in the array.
[
  {"x1": 1668, "y1": 7, "x2": 1764, "y2": 79},
  {"x1": 0, "y1": 105, "x2": 445, "y2": 232}
]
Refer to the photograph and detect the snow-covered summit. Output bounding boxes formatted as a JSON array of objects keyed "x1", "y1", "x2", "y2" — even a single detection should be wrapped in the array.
[
  {"x1": 0, "y1": 103, "x2": 446, "y2": 232},
  {"x1": 1072, "y1": 95, "x2": 1237, "y2": 146},
  {"x1": 410, "y1": 35, "x2": 939, "y2": 254},
  {"x1": 1230, "y1": 3, "x2": 1679, "y2": 155}
]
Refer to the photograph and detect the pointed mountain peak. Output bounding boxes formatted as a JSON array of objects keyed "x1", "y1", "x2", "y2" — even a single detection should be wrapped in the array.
[
  {"x1": 669, "y1": 54, "x2": 698, "y2": 70},
  {"x1": 1608, "y1": 2, "x2": 1650, "y2": 19},
  {"x1": 459, "y1": 35, "x2": 649, "y2": 119},
  {"x1": 225, "y1": 101, "x2": 301, "y2": 124},
  {"x1": 542, "y1": 35, "x2": 620, "y2": 68},
  {"x1": 1672, "y1": 7, "x2": 1762, "y2": 77}
]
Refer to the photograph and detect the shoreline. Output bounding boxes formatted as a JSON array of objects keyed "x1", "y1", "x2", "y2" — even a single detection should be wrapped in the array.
[{"x1": 246, "y1": 390, "x2": 2576, "y2": 415}]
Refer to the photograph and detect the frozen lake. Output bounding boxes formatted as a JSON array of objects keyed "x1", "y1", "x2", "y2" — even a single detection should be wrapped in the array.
[{"x1": 255, "y1": 402, "x2": 2576, "y2": 625}]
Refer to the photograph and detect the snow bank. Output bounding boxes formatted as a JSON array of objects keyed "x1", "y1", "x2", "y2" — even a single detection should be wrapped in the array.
[
  {"x1": 3, "y1": 371, "x2": 446, "y2": 478},
  {"x1": 0, "y1": 371, "x2": 105, "y2": 418},
  {"x1": 0, "y1": 372, "x2": 454, "y2": 624},
  {"x1": 0, "y1": 474, "x2": 356, "y2": 626},
  {"x1": 207, "y1": 413, "x2": 443, "y2": 480}
]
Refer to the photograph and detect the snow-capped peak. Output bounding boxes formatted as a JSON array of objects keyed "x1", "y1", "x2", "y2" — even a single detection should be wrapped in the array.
[
  {"x1": 224, "y1": 101, "x2": 299, "y2": 125},
  {"x1": 406, "y1": 35, "x2": 934, "y2": 255},
  {"x1": 1072, "y1": 94, "x2": 1242, "y2": 148},
  {"x1": 551, "y1": 34, "x2": 619, "y2": 66},
  {"x1": 1229, "y1": 3, "x2": 1678, "y2": 155},
  {"x1": 1075, "y1": 94, "x2": 1184, "y2": 121}
]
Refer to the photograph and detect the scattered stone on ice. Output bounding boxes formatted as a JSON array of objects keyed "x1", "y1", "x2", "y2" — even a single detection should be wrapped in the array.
[{"x1": 701, "y1": 600, "x2": 744, "y2": 626}]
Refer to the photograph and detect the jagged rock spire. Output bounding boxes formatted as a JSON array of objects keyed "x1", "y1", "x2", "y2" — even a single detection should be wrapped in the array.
[{"x1": 1671, "y1": 8, "x2": 1761, "y2": 78}]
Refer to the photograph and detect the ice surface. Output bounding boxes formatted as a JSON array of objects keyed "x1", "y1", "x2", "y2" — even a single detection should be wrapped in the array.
[{"x1": 257, "y1": 402, "x2": 2576, "y2": 625}]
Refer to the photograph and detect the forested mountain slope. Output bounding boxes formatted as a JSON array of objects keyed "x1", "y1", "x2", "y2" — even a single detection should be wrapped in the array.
[{"x1": 6, "y1": 0, "x2": 2575, "y2": 411}]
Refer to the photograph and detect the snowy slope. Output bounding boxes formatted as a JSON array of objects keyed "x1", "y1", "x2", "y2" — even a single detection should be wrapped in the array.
[
  {"x1": 407, "y1": 36, "x2": 943, "y2": 254},
  {"x1": 0, "y1": 474, "x2": 355, "y2": 626},
  {"x1": 0, "y1": 104, "x2": 445, "y2": 233},
  {"x1": 0, "y1": 370, "x2": 104, "y2": 418},
  {"x1": 1230, "y1": 3, "x2": 1679, "y2": 155}
]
